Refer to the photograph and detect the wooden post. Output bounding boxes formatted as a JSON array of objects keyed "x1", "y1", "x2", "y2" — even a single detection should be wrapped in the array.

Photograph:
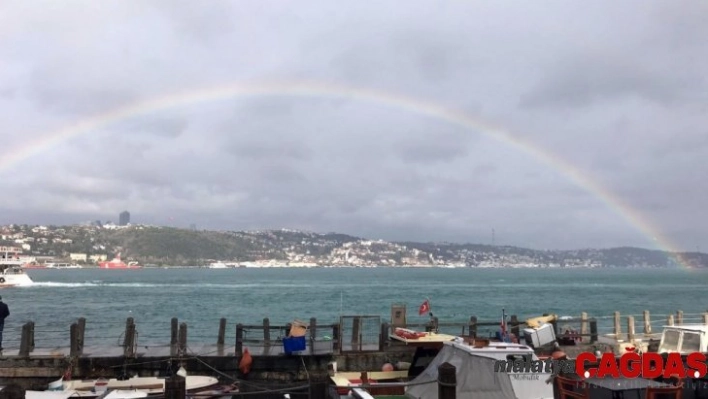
[
  {"x1": 627, "y1": 316, "x2": 635, "y2": 342},
  {"x1": 70, "y1": 322, "x2": 80, "y2": 357},
  {"x1": 164, "y1": 375, "x2": 186, "y2": 399},
  {"x1": 667, "y1": 314, "x2": 674, "y2": 326},
  {"x1": 510, "y1": 315, "x2": 519, "y2": 338},
  {"x1": 124, "y1": 317, "x2": 136, "y2": 358},
  {"x1": 438, "y1": 362, "x2": 457, "y2": 399},
  {"x1": 703, "y1": 313, "x2": 708, "y2": 325},
  {"x1": 380, "y1": 322, "x2": 389, "y2": 352},
  {"x1": 352, "y1": 316, "x2": 361, "y2": 350},
  {"x1": 235, "y1": 323, "x2": 243, "y2": 357},
  {"x1": 308, "y1": 373, "x2": 328, "y2": 399},
  {"x1": 262, "y1": 318, "x2": 270, "y2": 348},
  {"x1": 217, "y1": 318, "x2": 226, "y2": 346},
  {"x1": 613, "y1": 311, "x2": 621, "y2": 339},
  {"x1": 469, "y1": 316, "x2": 477, "y2": 338},
  {"x1": 178, "y1": 323, "x2": 187, "y2": 356},
  {"x1": 77, "y1": 317, "x2": 86, "y2": 353},
  {"x1": 332, "y1": 323, "x2": 341, "y2": 354},
  {"x1": 580, "y1": 312, "x2": 588, "y2": 343},
  {"x1": 310, "y1": 317, "x2": 317, "y2": 355},
  {"x1": 676, "y1": 310, "x2": 683, "y2": 325},
  {"x1": 643, "y1": 310, "x2": 651, "y2": 335},
  {"x1": 590, "y1": 318, "x2": 598, "y2": 343},
  {"x1": 170, "y1": 318, "x2": 178, "y2": 356},
  {"x1": 19, "y1": 322, "x2": 34, "y2": 357}
]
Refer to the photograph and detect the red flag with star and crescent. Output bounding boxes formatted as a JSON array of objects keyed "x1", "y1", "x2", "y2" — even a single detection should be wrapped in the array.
[{"x1": 418, "y1": 299, "x2": 430, "y2": 315}]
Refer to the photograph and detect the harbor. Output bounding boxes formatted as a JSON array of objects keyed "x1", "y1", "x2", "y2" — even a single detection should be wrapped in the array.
[
  {"x1": 1, "y1": 306, "x2": 703, "y2": 396},
  {"x1": 2, "y1": 267, "x2": 707, "y2": 398}
]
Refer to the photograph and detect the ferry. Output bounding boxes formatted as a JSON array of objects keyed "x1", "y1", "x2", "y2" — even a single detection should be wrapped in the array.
[
  {"x1": 46, "y1": 263, "x2": 83, "y2": 269},
  {"x1": 98, "y1": 254, "x2": 142, "y2": 269}
]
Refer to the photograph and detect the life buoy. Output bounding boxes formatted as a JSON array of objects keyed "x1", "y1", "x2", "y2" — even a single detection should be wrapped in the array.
[{"x1": 0, "y1": 277, "x2": 5, "y2": 283}]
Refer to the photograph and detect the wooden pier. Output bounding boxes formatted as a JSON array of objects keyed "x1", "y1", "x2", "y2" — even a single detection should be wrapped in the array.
[{"x1": 1, "y1": 308, "x2": 704, "y2": 390}]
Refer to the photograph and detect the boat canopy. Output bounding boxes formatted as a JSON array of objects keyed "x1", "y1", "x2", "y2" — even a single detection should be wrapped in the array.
[{"x1": 405, "y1": 342, "x2": 516, "y2": 399}]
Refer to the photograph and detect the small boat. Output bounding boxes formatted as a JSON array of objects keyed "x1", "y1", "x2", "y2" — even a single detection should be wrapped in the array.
[
  {"x1": 47, "y1": 373, "x2": 220, "y2": 398},
  {"x1": 334, "y1": 328, "x2": 554, "y2": 399},
  {"x1": 404, "y1": 340, "x2": 554, "y2": 399},
  {"x1": 331, "y1": 328, "x2": 457, "y2": 396},
  {"x1": 0, "y1": 264, "x2": 34, "y2": 287}
]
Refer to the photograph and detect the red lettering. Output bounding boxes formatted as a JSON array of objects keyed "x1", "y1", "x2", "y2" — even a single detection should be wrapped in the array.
[
  {"x1": 686, "y1": 353, "x2": 707, "y2": 379},
  {"x1": 641, "y1": 353, "x2": 663, "y2": 379},
  {"x1": 597, "y1": 353, "x2": 620, "y2": 378},
  {"x1": 663, "y1": 353, "x2": 687, "y2": 379},
  {"x1": 576, "y1": 352, "x2": 597, "y2": 379},
  {"x1": 620, "y1": 352, "x2": 641, "y2": 378}
]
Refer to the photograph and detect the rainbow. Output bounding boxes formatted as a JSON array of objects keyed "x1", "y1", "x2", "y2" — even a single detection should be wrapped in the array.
[{"x1": 0, "y1": 80, "x2": 691, "y2": 268}]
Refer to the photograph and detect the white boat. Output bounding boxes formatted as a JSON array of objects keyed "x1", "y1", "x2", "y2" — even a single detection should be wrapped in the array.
[
  {"x1": 334, "y1": 328, "x2": 554, "y2": 399},
  {"x1": 404, "y1": 340, "x2": 554, "y2": 399},
  {"x1": 0, "y1": 264, "x2": 34, "y2": 287},
  {"x1": 208, "y1": 262, "x2": 228, "y2": 269},
  {"x1": 46, "y1": 263, "x2": 83, "y2": 269},
  {"x1": 47, "y1": 374, "x2": 220, "y2": 398}
]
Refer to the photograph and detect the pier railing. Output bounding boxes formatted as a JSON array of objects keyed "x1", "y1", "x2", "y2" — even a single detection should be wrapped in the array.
[{"x1": 4, "y1": 309, "x2": 707, "y2": 357}]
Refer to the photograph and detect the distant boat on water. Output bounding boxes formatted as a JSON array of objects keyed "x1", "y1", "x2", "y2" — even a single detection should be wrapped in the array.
[
  {"x1": 0, "y1": 264, "x2": 34, "y2": 287},
  {"x1": 98, "y1": 254, "x2": 142, "y2": 269}
]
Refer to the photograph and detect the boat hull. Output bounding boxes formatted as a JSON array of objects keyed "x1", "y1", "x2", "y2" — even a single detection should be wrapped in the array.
[{"x1": 0, "y1": 272, "x2": 34, "y2": 287}]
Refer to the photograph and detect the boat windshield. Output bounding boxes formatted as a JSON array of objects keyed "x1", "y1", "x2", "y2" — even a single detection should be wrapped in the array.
[
  {"x1": 5, "y1": 267, "x2": 25, "y2": 274},
  {"x1": 659, "y1": 330, "x2": 680, "y2": 352},
  {"x1": 681, "y1": 331, "x2": 702, "y2": 352}
]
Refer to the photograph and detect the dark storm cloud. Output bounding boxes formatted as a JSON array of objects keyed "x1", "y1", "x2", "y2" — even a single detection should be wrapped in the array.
[{"x1": 1, "y1": 0, "x2": 707, "y2": 250}]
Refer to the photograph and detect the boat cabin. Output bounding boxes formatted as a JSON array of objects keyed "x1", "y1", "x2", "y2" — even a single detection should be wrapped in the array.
[{"x1": 658, "y1": 324, "x2": 708, "y2": 354}]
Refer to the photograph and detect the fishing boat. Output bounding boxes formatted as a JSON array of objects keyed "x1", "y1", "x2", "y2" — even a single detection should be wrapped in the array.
[
  {"x1": 98, "y1": 254, "x2": 142, "y2": 269},
  {"x1": 330, "y1": 328, "x2": 458, "y2": 396}
]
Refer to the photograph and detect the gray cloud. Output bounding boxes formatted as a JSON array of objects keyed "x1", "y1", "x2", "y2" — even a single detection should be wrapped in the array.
[{"x1": 0, "y1": 1, "x2": 707, "y2": 250}]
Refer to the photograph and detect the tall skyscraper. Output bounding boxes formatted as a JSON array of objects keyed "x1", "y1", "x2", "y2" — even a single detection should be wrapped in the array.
[{"x1": 119, "y1": 211, "x2": 130, "y2": 226}]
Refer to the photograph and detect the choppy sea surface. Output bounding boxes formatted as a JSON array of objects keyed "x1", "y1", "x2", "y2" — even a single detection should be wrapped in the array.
[{"x1": 4, "y1": 267, "x2": 707, "y2": 349}]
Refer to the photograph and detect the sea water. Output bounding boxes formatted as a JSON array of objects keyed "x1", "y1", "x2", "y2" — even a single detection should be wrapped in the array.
[{"x1": 4, "y1": 267, "x2": 706, "y2": 349}]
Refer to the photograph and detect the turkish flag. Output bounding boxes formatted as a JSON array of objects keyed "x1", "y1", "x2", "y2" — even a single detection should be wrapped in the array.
[{"x1": 418, "y1": 299, "x2": 430, "y2": 315}]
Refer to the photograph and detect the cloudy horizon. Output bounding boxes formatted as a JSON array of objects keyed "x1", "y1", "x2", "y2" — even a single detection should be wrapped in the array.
[{"x1": 1, "y1": 1, "x2": 706, "y2": 251}]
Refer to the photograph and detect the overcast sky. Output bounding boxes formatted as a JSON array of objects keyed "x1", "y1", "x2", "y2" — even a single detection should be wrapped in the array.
[{"x1": 1, "y1": 1, "x2": 706, "y2": 251}]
